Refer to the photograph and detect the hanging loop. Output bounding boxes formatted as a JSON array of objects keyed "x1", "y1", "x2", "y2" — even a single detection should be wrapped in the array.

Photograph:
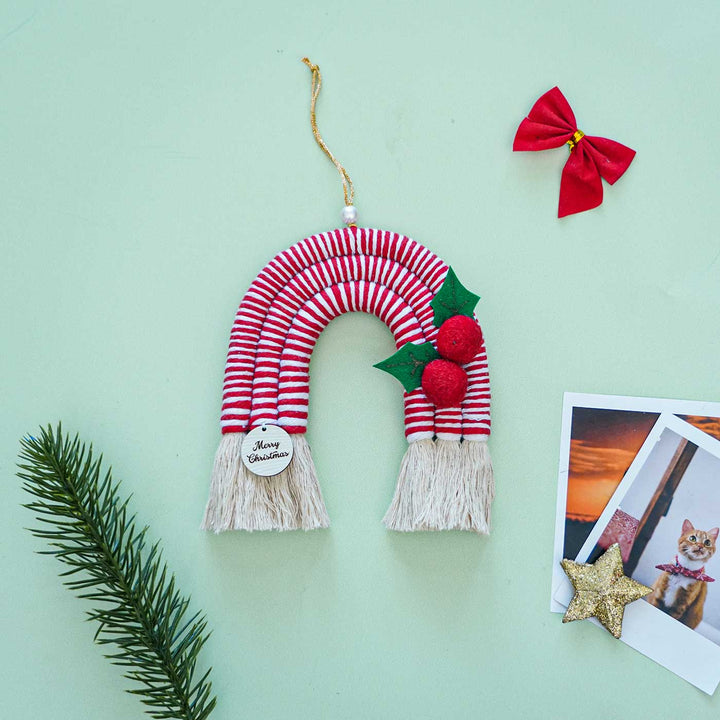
[{"x1": 301, "y1": 58, "x2": 356, "y2": 220}]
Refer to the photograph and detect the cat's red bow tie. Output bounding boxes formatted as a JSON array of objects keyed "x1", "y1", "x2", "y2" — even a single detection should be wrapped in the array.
[
  {"x1": 513, "y1": 87, "x2": 636, "y2": 218},
  {"x1": 655, "y1": 556, "x2": 715, "y2": 583}
]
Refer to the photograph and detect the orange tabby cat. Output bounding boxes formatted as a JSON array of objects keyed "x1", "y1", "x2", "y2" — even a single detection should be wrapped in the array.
[{"x1": 647, "y1": 519, "x2": 718, "y2": 629}]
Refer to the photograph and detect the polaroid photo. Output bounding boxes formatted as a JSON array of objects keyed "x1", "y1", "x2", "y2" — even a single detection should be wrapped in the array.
[
  {"x1": 552, "y1": 393, "x2": 720, "y2": 615},
  {"x1": 555, "y1": 414, "x2": 720, "y2": 694}
]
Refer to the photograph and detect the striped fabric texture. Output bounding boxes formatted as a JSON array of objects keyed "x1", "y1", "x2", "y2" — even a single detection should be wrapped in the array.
[{"x1": 220, "y1": 226, "x2": 490, "y2": 443}]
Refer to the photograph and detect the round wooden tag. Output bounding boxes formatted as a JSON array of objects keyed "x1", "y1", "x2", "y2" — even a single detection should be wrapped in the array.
[{"x1": 241, "y1": 425, "x2": 294, "y2": 477}]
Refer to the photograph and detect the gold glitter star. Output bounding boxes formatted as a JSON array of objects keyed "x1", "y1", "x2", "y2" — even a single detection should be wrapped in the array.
[{"x1": 561, "y1": 543, "x2": 652, "y2": 639}]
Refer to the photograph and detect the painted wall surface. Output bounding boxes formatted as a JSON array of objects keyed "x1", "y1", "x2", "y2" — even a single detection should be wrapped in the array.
[{"x1": 2, "y1": 1, "x2": 720, "y2": 718}]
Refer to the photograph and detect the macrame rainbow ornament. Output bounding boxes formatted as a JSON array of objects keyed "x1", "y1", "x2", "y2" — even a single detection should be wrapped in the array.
[{"x1": 201, "y1": 59, "x2": 494, "y2": 534}]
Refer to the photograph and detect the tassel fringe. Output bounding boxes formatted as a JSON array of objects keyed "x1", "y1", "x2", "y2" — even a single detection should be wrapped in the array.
[
  {"x1": 383, "y1": 438, "x2": 494, "y2": 534},
  {"x1": 201, "y1": 433, "x2": 330, "y2": 532},
  {"x1": 202, "y1": 433, "x2": 493, "y2": 534}
]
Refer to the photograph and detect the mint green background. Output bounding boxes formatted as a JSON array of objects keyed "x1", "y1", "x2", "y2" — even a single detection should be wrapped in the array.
[{"x1": 2, "y1": 1, "x2": 720, "y2": 718}]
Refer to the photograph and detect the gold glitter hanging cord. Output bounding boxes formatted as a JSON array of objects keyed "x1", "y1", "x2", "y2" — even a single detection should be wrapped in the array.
[{"x1": 301, "y1": 57, "x2": 355, "y2": 207}]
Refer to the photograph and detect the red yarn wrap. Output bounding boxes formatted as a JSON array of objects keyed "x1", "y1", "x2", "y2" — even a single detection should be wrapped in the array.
[{"x1": 221, "y1": 227, "x2": 491, "y2": 442}]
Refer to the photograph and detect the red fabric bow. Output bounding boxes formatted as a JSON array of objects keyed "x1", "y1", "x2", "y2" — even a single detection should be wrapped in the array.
[
  {"x1": 513, "y1": 87, "x2": 636, "y2": 217},
  {"x1": 655, "y1": 556, "x2": 715, "y2": 583}
]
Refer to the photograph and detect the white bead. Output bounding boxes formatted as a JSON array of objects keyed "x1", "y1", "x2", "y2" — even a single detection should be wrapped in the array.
[{"x1": 341, "y1": 205, "x2": 358, "y2": 225}]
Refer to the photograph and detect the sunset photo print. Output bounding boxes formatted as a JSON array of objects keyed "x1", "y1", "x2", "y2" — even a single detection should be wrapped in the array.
[{"x1": 552, "y1": 393, "x2": 720, "y2": 617}]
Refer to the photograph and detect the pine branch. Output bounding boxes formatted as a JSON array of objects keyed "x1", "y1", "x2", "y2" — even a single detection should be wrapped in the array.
[{"x1": 18, "y1": 424, "x2": 217, "y2": 720}]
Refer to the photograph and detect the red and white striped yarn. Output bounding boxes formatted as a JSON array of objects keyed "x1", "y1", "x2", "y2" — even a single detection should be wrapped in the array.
[{"x1": 220, "y1": 226, "x2": 491, "y2": 443}]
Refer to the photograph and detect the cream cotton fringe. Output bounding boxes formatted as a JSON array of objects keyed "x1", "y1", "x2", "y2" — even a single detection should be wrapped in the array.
[
  {"x1": 201, "y1": 433, "x2": 329, "y2": 532},
  {"x1": 202, "y1": 434, "x2": 493, "y2": 533},
  {"x1": 383, "y1": 438, "x2": 494, "y2": 534}
]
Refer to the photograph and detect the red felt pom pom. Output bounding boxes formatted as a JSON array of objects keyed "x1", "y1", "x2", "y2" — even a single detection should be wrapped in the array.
[
  {"x1": 421, "y1": 359, "x2": 468, "y2": 408},
  {"x1": 436, "y1": 315, "x2": 483, "y2": 365}
]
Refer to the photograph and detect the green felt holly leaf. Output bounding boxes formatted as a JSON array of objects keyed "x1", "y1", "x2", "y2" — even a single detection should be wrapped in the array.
[
  {"x1": 430, "y1": 267, "x2": 480, "y2": 327},
  {"x1": 373, "y1": 341, "x2": 439, "y2": 392}
]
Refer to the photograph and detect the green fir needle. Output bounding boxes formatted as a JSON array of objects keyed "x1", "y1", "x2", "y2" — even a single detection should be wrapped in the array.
[{"x1": 17, "y1": 424, "x2": 217, "y2": 720}]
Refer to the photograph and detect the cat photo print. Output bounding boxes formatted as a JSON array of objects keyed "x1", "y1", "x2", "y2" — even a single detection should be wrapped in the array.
[{"x1": 568, "y1": 413, "x2": 720, "y2": 694}]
